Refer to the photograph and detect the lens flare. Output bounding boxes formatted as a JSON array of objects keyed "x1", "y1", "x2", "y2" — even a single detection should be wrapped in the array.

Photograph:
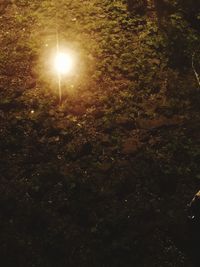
[{"x1": 54, "y1": 52, "x2": 74, "y2": 75}]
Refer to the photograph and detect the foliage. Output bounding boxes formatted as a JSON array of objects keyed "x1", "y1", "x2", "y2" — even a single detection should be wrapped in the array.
[{"x1": 0, "y1": 1, "x2": 199, "y2": 267}]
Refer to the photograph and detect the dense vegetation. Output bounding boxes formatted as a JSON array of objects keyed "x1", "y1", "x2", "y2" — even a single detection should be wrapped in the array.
[{"x1": 0, "y1": 0, "x2": 200, "y2": 266}]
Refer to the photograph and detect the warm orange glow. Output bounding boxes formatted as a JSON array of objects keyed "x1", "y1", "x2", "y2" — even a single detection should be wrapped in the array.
[{"x1": 54, "y1": 52, "x2": 75, "y2": 75}]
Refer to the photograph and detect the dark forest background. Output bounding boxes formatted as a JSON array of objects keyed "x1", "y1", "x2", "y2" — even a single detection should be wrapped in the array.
[{"x1": 0, "y1": 0, "x2": 200, "y2": 266}]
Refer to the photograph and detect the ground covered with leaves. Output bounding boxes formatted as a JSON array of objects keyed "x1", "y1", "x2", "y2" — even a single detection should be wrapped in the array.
[{"x1": 0, "y1": 0, "x2": 200, "y2": 266}]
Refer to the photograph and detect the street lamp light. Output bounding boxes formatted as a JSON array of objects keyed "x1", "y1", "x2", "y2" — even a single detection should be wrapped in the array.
[{"x1": 54, "y1": 51, "x2": 75, "y2": 102}]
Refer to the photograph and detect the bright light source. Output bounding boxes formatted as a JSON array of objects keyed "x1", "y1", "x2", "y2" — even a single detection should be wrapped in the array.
[
  {"x1": 54, "y1": 52, "x2": 74, "y2": 75},
  {"x1": 52, "y1": 48, "x2": 77, "y2": 103}
]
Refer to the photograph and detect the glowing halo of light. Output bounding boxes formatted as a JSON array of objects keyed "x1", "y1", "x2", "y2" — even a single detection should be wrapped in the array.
[{"x1": 54, "y1": 52, "x2": 75, "y2": 75}]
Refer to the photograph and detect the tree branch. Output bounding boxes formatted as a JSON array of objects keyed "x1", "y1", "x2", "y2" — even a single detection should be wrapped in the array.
[{"x1": 192, "y1": 52, "x2": 200, "y2": 89}]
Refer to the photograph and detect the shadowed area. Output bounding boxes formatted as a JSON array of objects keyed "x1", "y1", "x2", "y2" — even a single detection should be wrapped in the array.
[{"x1": 0, "y1": 0, "x2": 200, "y2": 266}]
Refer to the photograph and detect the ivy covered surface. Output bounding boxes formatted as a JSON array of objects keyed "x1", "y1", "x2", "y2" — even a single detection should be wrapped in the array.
[{"x1": 0, "y1": 1, "x2": 200, "y2": 266}]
